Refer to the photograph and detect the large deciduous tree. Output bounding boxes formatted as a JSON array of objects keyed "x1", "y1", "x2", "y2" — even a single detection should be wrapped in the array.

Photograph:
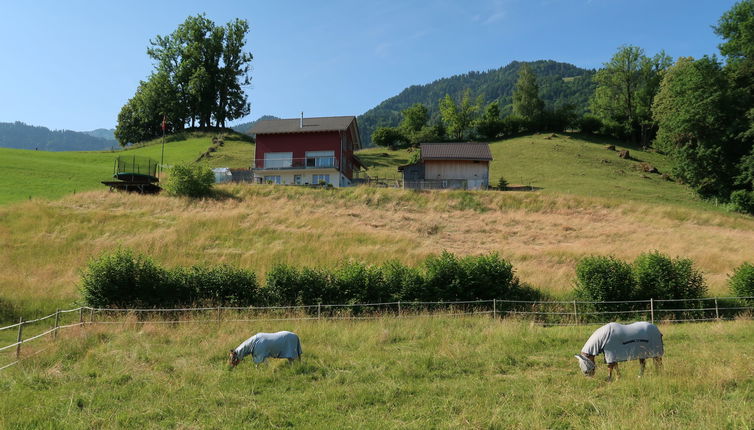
[
  {"x1": 439, "y1": 89, "x2": 481, "y2": 140},
  {"x1": 115, "y1": 14, "x2": 252, "y2": 146},
  {"x1": 652, "y1": 56, "x2": 737, "y2": 198},
  {"x1": 591, "y1": 45, "x2": 671, "y2": 145}
]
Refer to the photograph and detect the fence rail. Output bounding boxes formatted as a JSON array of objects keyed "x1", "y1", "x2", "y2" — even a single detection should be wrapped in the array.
[{"x1": 1, "y1": 296, "x2": 753, "y2": 372}]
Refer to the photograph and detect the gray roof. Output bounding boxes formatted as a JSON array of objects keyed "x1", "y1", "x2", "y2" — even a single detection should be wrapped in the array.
[
  {"x1": 250, "y1": 116, "x2": 357, "y2": 134},
  {"x1": 420, "y1": 142, "x2": 493, "y2": 161}
]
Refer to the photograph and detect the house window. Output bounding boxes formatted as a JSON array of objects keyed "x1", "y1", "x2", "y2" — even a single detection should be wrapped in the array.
[
  {"x1": 305, "y1": 151, "x2": 335, "y2": 168},
  {"x1": 263, "y1": 152, "x2": 293, "y2": 169},
  {"x1": 264, "y1": 175, "x2": 281, "y2": 184},
  {"x1": 312, "y1": 174, "x2": 330, "y2": 185}
]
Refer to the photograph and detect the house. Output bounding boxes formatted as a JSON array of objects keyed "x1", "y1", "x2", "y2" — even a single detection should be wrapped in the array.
[
  {"x1": 250, "y1": 115, "x2": 364, "y2": 187},
  {"x1": 399, "y1": 142, "x2": 492, "y2": 190}
]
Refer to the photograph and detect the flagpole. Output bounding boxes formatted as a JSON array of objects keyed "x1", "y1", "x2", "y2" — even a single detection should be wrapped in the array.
[{"x1": 160, "y1": 115, "x2": 166, "y2": 180}]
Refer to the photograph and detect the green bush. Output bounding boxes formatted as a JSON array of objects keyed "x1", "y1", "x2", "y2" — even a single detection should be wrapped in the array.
[
  {"x1": 633, "y1": 251, "x2": 707, "y2": 303},
  {"x1": 574, "y1": 256, "x2": 635, "y2": 303},
  {"x1": 578, "y1": 115, "x2": 602, "y2": 134},
  {"x1": 730, "y1": 189, "x2": 754, "y2": 215},
  {"x1": 460, "y1": 253, "x2": 518, "y2": 300},
  {"x1": 381, "y1": 260, "x2": 422, "y2": 302},
  {"x1": 175, "y1": 265, "x2": 259, "y2": 306},
  {"x1": 80, "y1": 248, "x2": 170, "y2": 308},
  {"x1": 729, "y1": 263, "x2": 754, "y2": 303},
  {"x1": 497, "y1": 176, "x2": 508, "y2": 190},
  {"x1": 163, "y1": 162, "x2": 214, "y2": 198}
]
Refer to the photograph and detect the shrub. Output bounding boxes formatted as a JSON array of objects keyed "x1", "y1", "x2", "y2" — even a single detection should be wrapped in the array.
[
  {"x1": 163, "y1": 162, "x2": 214, "y2": 198},
  {"x1": 497, "y1": 176, "x2": 508, "y2": 190},
  {"x1": 729, "y1": 263, "x2": 754, "y2": 303},
  {"x1": 177, "y1": 265, "x2": 259, "y2": 306},
  {"x1": 578, "y1": 115, "x2": 602, "y2": 134},
  {"x1": 80, "y1": 248, "x2": 170, "y2": 308},
  {"x1": 423, "y1": 251, "x2": 464, "y2": 301},
  {"x1": 381, "y1": 260, "x2": 422, "y2": 301},
  {"x1": 730, "y1": 189, "x2": 754, "y2": 215},
  {"x1": 633, "y1": 251, "x2": 707, "y2": 303},
  {"x1": 574, "y1": 256, "x2": 635, "y2": 303},
  {"x1": 332, "y1": 262, "x2": 384, "y2": 304},
  {"x1": 460, "y1": 253, "x2": 519, "y2": 300},
  {"x1": 500, "y1": 115, "x2": 527, "y2": 137}
]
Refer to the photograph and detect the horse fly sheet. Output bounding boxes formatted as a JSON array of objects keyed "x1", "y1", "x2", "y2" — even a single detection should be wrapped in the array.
[
  {"x1": 581, "y1": 322, "x2": 663, "y2": 364},
  {"x1": 234, "y1": 331, "x2": 302, "y2": 364}
]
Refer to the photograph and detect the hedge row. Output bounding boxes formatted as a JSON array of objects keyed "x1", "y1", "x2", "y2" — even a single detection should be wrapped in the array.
[
  {"x1": 80, "y1": 249, "x2": 541, "y2": 308},
  {"x1": 574, "y1": 251, "x2": 707, "y2": 310},
  {"x1": 80, "y1": 248, "x2": 754, "y2": 309}
]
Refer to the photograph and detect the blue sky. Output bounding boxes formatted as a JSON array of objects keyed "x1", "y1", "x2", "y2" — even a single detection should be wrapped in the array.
[{"x1": 0, "y1": 0, "x2": 740, "y2": 131}]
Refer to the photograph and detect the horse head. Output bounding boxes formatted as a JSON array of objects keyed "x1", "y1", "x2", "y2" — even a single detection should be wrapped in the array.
[
  {"x1": 574, "y1": 354, "x2": 596, "y2": 376},
  {"x1": 229, "y1": 350, "x2": 240, "y2": 367}
]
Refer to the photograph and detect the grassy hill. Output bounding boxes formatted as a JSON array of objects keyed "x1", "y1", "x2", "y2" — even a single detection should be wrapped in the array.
[
  {"x1": 1, "y1": 317, "x2": 752, "y2": 428},
  {"x1": 358, "y1": 133, "x2": 709, "y2": 211},
  {"x1": 0, "y1": 131, "x2": 254, "y2": 205}
]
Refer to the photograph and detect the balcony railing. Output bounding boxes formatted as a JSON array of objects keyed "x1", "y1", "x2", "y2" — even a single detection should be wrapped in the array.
[{"x1": 255, "y1": 156, "x2": 339, "y2": 170}]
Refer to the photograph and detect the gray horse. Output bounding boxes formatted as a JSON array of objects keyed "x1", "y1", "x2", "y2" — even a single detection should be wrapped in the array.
[
  {"x1": 575, "y1": 322, "x2": 663, "y2": 380},
  {"x1": 229, "y1": 331, "x2": 302, "y2": 367}
]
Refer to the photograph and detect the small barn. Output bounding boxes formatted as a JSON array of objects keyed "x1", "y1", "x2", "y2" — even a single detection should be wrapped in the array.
[{"x1": 400, "y1": 142, "x2": 492, "y2": 190}]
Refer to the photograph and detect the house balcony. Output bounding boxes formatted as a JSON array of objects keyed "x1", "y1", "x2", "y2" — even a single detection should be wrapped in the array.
[{"x1": 253, "y1": 156, "x2": 339, "y2": 171}]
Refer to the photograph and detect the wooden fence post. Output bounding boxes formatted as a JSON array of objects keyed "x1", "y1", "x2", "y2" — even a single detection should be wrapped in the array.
[
  {"x1": 53, "y1": 309, "x2": 60, "y2": 339},
  {"x1": 493, "y1": 299, "x2": 497, "y2": 319},
  {"x1": 79, "y1": 307, "x2": 83, "y2": 325},
  {"x1": 216, "y1": 306, "x2": 222, "y2": 325},
  {"x1": 15, "y1": 317, "x2": 23, "y2": 359},
  {"x1": 317, "y1": 303, "x2": 321, "y2": 320},
  {"x1": 398, "y1": 301, "x2": 401, "y2": 318},
  {"x1": 89, "y1": 308, "x2": 94, "y2": 325},
  {"x1": 650, "y1": 299, "x2": 654, "y2": 324},
  {"x1": 572, "y1": 300, "x2": 578, "y2": 325},
  {"x1": 714, "y1": 298, "x2": 719, "y2": 320}
]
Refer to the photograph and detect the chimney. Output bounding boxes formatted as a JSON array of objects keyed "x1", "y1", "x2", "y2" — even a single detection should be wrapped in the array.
[{"x1": 300, "y1": 112, "x2": 303, "y2": 128}]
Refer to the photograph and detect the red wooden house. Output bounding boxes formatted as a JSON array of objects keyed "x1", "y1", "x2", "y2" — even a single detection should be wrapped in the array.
[{"x1": 250, "y1": 115, "x2": 363, "y2": 187}]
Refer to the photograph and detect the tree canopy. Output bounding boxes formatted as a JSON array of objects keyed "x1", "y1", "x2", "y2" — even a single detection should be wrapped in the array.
[{"x1": 115, "y1": 14, "x2": 252, "y2": 146}]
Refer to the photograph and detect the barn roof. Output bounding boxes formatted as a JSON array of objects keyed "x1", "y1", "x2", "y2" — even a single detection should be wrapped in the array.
[
  {"x1": 250, "y1": 116, "x2": 357, "y2": 135},
  {"x1": 420, "y1": 142, "x2": 493, "y2": 161}
]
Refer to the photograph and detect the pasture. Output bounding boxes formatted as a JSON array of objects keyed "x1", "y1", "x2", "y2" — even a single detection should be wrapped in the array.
[
  {"x1": 0, "y1": 316, "x2": 752, "y2": 428},
  {"x1": 0, "y1": 131, "x2": 253, "y2": 205}
]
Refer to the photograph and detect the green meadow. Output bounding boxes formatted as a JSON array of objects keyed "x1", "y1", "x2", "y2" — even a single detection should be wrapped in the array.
[
  {"x1": 0, "y1": 131, "x2": 253, "y2": 205},
  {"x1": 0, "y1": 316, "x2": 752, "y2": 429}
]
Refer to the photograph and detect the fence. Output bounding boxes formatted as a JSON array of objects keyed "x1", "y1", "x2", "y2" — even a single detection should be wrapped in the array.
[{"x1": 1, "y1": 296, "x2": 752, "y2": 372}]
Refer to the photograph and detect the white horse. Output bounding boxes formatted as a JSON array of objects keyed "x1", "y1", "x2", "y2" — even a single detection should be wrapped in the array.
[
  {"x1": 575, "y1": 322, "x2": 663, "y2": 381},
  {"x1": 229, "y1": 331, "x2": 302, "y2": 367}
]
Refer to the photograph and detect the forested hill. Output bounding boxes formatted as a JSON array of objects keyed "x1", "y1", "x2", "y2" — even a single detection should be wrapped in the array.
[
  {"x1": 231, "y1": 115, "x2": 281, "y2": 135},
  {"x1": 357, "y1": 60, "x2": 595, "y2": 145},
  {"x1": 0, "y1": 122, "x2": 116, "y2": 151}
]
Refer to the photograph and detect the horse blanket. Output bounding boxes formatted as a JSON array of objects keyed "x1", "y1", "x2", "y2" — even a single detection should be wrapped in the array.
[
  {"x1": 581, "y1": 322, "x2": 663, "y2": 364},
  {"x1": 234, "y1": 331, "x2": 302, "y2": 364}
]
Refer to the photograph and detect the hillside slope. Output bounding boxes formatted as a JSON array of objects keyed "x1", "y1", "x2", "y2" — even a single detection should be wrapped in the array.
[
  {"x1": 357, "y1": 60, "x2": 595, "y2": 145},
  {"x1": 0, "y1": 131, "x2": 253, "y2": 205}
]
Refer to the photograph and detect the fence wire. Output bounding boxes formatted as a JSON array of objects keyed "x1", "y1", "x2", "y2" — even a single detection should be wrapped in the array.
[{"x1": 1, "y1": 297, "x2": 753, "y2": 372}]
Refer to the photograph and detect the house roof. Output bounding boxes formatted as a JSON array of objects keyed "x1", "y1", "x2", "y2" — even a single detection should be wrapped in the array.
[
  {"x1": 420, "y1": 142, "x2": 493, "y2": 161},
  {"x1": 250, "y1": 116, "x2": 357, "y2": 135}
]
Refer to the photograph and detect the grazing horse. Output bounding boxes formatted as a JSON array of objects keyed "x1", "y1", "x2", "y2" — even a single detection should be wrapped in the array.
[
  {"x1": 229, "y1": 331, "x2": 302, "y2": 367},
  {"x1": 575, "y1": 322, "x2": 663, "y2": 381}
]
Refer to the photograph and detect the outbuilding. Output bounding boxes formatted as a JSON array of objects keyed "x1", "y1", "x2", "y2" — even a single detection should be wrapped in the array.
[{"x1": 399, "y1": 142, "x2": 492, "y2": 190}]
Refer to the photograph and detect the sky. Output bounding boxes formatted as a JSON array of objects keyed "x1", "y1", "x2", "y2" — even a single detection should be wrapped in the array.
[{"x1": 0, "y1": 0, "x2": 741, "y2": 131}]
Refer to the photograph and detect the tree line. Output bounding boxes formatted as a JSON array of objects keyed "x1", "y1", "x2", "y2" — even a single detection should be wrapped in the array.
[{"x1": 114, "y1": 14, "x2": 252, "y2": 146}]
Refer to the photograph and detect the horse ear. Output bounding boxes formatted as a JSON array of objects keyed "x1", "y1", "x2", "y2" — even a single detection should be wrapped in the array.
[{"x1": 574, "y1": 354, "x2": 583, "y2": 361}]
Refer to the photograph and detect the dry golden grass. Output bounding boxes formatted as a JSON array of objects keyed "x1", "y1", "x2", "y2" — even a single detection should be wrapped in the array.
[{"x1": 1, "y1": 185, "x2": 753, "y2": 315}]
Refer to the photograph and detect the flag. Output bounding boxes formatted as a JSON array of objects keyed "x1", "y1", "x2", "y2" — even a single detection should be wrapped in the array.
[{"x1": 161, "y1": 115, "x2": 167, "y2": 131}]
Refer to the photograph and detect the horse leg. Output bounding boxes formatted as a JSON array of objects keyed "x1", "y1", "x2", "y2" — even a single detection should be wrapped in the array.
[
  {"x1": 654, "y1": 357, "x2": 663, "y2": 374},
  {"x1": 606, "y1": 363, "x2": 616, "y2": 382},
  {"x1": 639, "y1": 359, "x2": 646, "y2": 378}
]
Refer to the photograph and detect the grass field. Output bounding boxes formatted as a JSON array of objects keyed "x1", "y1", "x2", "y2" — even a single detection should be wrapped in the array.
[
  {"x1": 1, "y1": 185, "x2": 753, "y2": 321},
  {"x1": 0, "y1": 131, "x2": 253, "y2": 205},
  {"x1": 1, "y1": 316, "x2": 752, "y2": 428}
]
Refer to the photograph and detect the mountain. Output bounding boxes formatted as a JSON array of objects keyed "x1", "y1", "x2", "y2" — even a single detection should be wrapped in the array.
[
  {"x1": 0, "y1": 122, "x2": 116, "y2": 151},
  {"x1": 231, "y1": 115, "x2": 281, "y2": 135},
  {"x1": 357, "y1": 60, "x2": 596, "y2": 145},
  {"x1": 83, "y1": 128, "x2": 116, "y2": 142}
]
